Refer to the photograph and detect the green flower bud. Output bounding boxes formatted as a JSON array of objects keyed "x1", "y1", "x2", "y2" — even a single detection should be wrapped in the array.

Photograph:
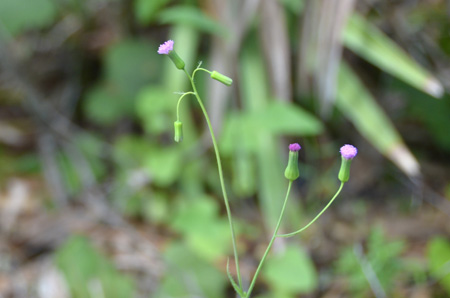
[
  {"x1": 211, "y1": 71, "x2": 233, "y2": 86},
  {"x1": 174, "y1": 121, "x2": 183, "y2": 142},
  {"x1": 168, "y1": 51, "x2": 185, "y2": 70},
  {"x1": 284, "y1": 143, "x2": 301, "y2": 181}
]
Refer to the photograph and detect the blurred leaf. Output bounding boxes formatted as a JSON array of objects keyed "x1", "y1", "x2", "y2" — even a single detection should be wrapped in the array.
[
  {"x1": 231, "y1": 147, "x2": 256, "y2": 197},
  {"x1": 104, "y1": 39, "x2": 156, "y2": 96},
  {"x1": 263, "y1": 245, "x2": 318, "y2": 295},
  {"x1": 113, "y1": 135, "x2": 152, "y2": 168},
  {"x1": 240, "y1": 43, "x2": 287, "y2": 227},
  {"x1": 407, "y1": 92, "x2": 450, "y2": 151},
  {"x1": 75, "y1": 133, "x2": 107, "y2": 179},
  {"x1": 0, "y1": 0, "x2": 57, "y2": 35},
  {"x1": 171, "y1": 196, "x2": 230, "y2": 261},
  {"x1": 427, "y1": 237, "x2": 450, "y2": 295},
  {"x1": 55, "y1": 236, "x2": 135, "y2": 298},
  {"x1": 143, "y1": 191, "x2": 170, "y2": 224},
  {"x1": 344, "y1": 13, "x2": 443, "y2": 98},
  {"x1": 157, "y1": 6, "x2": 228, "y2": 37},
  {"x1": 336, "y1": 226, "x2": 405, "y2": 297},
  {"x1": 337, "y1": 63, "x2": 419, "y2": 177},
  {"x1": 56, "y1": 151, "x2": 81, "y2": 195},
  {"x1": 144, "y1": 147, "x2": 182, "y2": 187},
  {"x1": 83, "y1": 83, "x2": 130, "y2": 125},
  {"x1": 84, "y1": 39, "x2": 157, "y2": 125},
  {"x1": 135, "y1": 86, "x2": 174, "y2": 135},
  {"x1": 134, "y1": 0, "x2": 170, "y2": 25},
  {"x1": 220, "y1": 112, "x2": 260, "y2": 155},
  {"x1": 157, "y1": 241, "x2": 227, "y2": 298},
  {"x1": 252, "y1": 101, "x2": 324, "y2": 136}
]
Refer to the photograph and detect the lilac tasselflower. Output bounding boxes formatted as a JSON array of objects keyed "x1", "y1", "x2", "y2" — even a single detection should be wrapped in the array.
[
  {"x1": 340, "y1": 144, "x2": 358, "y2": 160},
  {"x1": 157, "y1": 40, "x2": 174, "y2": 55},
  {"x1": 338, "y1": 144, "x2": 357, "y2": 182},
  {"x1": 158, "y1": 40, "x2": 185, "y2": 69}
]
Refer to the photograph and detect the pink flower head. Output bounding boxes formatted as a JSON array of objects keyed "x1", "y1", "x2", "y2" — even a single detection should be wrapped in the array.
[
  {"x1": 158, "y1": 40, "x2": 174, "y2": 55},
  {"x1": 340, "y1": 144, "x2": 357, "y2": 160},
  {"x1": 289, "y1": 143, "x2": 301, "y2": 152}
]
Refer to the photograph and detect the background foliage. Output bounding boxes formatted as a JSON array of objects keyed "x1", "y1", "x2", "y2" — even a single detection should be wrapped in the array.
[{"x1": 0, "y1": 0, "x2": 450, "y2": 297}]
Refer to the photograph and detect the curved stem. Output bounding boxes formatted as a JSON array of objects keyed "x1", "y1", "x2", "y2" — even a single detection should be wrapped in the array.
[
  {"x1": 277, "y1": 182, "x2": 345, "y2": 238},
  {"x1": 183, "y1": 68, "x2": 243, "y2": 291},
  {"x1": 245, "y1": 181, "x2": 293, "y2": 298},
  {"x1": 193, "y1": 67, "x2": 212, "y2": 80},
  {"x1": 176, "y1": 92, "x2": 195, "y2": 121}
]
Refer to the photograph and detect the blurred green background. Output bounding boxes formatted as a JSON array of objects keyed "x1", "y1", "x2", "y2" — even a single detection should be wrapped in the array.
[{"x1": 0, "y1": 0, "x2": 450, "y2": 297}]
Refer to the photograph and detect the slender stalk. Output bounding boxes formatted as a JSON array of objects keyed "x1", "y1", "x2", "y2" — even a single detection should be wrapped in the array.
[
  {"x1": 277, "y1": 182, "x2": 345, "y2": 238},
  {"x1": 176, "y1": 91, "x2": 195, "y2": 121},
  {"x1": 245, "y1": 181, "x2": 293, "y2": 298},
  {"x1": 183, "y1": 69, "x2": 243, "y2": 291}
]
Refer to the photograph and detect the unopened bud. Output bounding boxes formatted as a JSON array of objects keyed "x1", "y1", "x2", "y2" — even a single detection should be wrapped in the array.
[
  {"x1": 168, "y1": 51, "x2": 185, "y2": 70},
  {"x1": 174, "y1": 121, "x2": 183, "y2": 142},
  {"x1": 211, "y1": 71, "x2": 233, "y2": 86},
  {"x1": 284, "y1": 143, "x2": 301, "y2": 181}
]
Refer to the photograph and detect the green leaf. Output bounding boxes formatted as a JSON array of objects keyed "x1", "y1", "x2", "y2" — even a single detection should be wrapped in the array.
[
  {"x1": 427, "y1": 237, "x2": 450, "y2": 295},
  {"x1": 262, "y1": 245, "x2": 318, "y2": 294},
  {"x1": 104, "y1": 39, "x2": 157, "y2": 96},
  {"x1": 240, "y1": 45, "x2": 287, "y2": 227},
  {"x1": 55, "y1": 236, "x2": 135, "y2": 298},
  {"x1": 144, "y1": 147, "x2": 182, "y2": 187},
  {"x1": 344, "y1": 13, "x2": 443, "y2": 98},
  {"x1": 157, "y1": 241, "x2": 227, "y2": 298},
  {"x1": 135, "y1": 86, "x2": 174, "y2": 134},
  {"x1": 157, "y1": 6, "x2": 228, "y2": 37},
  {"x1": 170, "y1": 196, "x2": 230, "y2": 261},
  {"x1": 251, "y1": 101, "x2": 324, "y2": 136},
  {"x1": 83, "y1": 83, "x2": 131, "y2": 125},
  {"x1": 0, "y1": 0, "x2": 57, "y2": 35},
  {"x1": 134, "y1": 0, "x2": 170, "y2": 25}
]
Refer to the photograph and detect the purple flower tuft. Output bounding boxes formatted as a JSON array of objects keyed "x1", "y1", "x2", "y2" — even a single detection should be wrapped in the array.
[
  {"x1": 340, "y1": 144, "x2": 357, "y2": 160},
  {"x1": 289, "y1": 143, "x2": 301, "y2": 152},
  {"x1": 158, "y1": 40, "x2": 174, "y2": 55}
]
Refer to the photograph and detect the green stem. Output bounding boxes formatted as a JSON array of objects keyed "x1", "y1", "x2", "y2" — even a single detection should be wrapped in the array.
[
  {"x1": 277, "y1": 182, "x2": 345, "y2": 238},
  {"x1": 183, "y1": 68, "x2": 243, "y2": 291},
  {"x1": 245, "y1": 181, "x2": 293, "y2": 298},
  {"x1": 193, "y1": 67, "x2": 212, "y2": 79},
  {"x1": 176, "y1": 92, "x2": 195, "y2": 121}
]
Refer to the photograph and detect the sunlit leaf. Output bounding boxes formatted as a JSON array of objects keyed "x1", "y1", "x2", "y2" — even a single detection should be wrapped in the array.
[
  {"x1": 263, "y1": 245, "x2": 318, "y2": 294},
  {"x1": 344, "y1": 13, "x2": 443, "y2": 98},
  {"x1": 157, "y1": 6, "x2": 228, "y2": 37}
]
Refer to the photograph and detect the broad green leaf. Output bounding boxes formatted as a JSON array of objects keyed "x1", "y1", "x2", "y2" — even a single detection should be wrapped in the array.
[
  {"x1": 240, "y1": 44, "x2": 287, "y2": 227},
  {"x1": 263, "y1": 245, "x2": 318, "y2": 294},
  {"x1": 171, "y1": 196, "x2": 230, "y2": 261},
  {"x1": 144, "y1": 147, "x2": 182, "y2": 187},
  {"x1": 55, "y1": 236, "x2": 135, "y2": 298},
  {"x1": 134, "y1": 0, "x2": 170, "y2": 25},
  {"x1": 157, "y1": 6, "x2": 228, "y2": 37},
  {"x1": 135, "y1": 86, "x2": 174, "y2": 134},
  {"x1": 427, "y1": 237, "x2": 450, "y2": 295},
  {"x1": 337, "y1": 63, "x2": 420, "y2": 177},
  {"x1": 0, "y1": 0, "x2": 57, "y2": 35},
  {"x1": 251, "y1": 101, "x2": 324, "y2": 136},
  {"x1": 83, "y1": 83, "x2": 132, "y2": 125},
  {"x1": 157, "y1": 241, "x2": 227, "y2": 298},
  {"x1": 104, "y1": 39, "x2": 157, "y2": 96},
  {"x1": 344, "y1": 13, "x2": 443, "y2": 98}
]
